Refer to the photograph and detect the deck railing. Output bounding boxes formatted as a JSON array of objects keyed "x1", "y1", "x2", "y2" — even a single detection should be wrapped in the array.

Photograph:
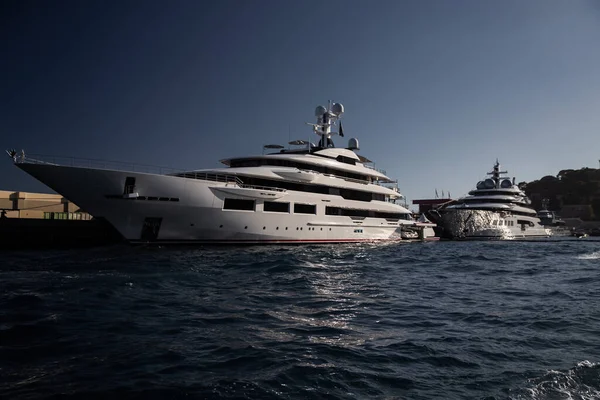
[
  {"x1": 17, "y1": 153, "x2": 286, "y2": 193},
  {"x1": 234, "y1": 183, "x2": 287, "y2": 192},
  {"x1": 364, "y1": 164, "x2": 387, "y2": 176},
  {"x1": 17, "y1": 154, "x2": 183, "y2": 175}
]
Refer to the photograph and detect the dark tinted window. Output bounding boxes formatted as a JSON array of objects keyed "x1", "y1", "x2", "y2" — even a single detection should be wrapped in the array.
[
  {"x1": 264, "y1": 201, "x2": 289, "y2": 213},
  {"x1": 223, "y1": 198, "x2": 255, "y2": 211},
  {"x1": 294, "y1": 203, "x2": 316, "y2": 214},
  {"x1": 325, "y1": 206, "x2": 405, "y2": 219}
]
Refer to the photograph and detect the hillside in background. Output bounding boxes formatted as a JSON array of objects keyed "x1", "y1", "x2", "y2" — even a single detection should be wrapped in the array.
[{"x1": 519, "y1": 168, "x2": 600, "y2": 220}]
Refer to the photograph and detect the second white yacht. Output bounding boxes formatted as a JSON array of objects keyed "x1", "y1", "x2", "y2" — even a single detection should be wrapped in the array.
[{"x1": 441, "y1": 161, "x2": 551, "y2": 240}]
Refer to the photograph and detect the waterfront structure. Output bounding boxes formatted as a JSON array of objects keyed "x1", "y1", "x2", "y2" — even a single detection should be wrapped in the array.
[{"x1": 0, "y1": 190, "x2": 91, "y2": 220}]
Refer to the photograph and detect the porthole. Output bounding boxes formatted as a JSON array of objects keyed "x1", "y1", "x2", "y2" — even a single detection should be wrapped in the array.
[
  {"x1": 219, "y1": 225, "x2": 223, "y2": 228},
  {"x1": 276, "y1": 227, "x2": 279, "y2": 230},
  {"x1": 244, "y1": 226, "x2": 248, "y2": 229},
  {"x1": 263, "y1": 226, "x2": 266, "y2": 230}
]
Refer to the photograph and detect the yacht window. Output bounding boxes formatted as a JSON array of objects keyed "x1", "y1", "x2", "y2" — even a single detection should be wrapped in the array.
[
  {"x1": 223, "y1": 198, "x2": 255, "y2": 211},
  {"x1": 264, "y1": 201, "x2": 289, "y2": 213},
  {"x1": 294, "y1": 203, "x2": 316, "y2": 214},
  {"x1": 373, "y1": 193, "x2": 385, "y2": 201},
  {"x1": 325, "y1": 206, "x2": 406, "y2": 219},
  {"x1": 340, "y1": 188, "x2": 378, "y2": 202},
  {"x1": 335, "y1": 155, "x2": 356, "y2": 165}
]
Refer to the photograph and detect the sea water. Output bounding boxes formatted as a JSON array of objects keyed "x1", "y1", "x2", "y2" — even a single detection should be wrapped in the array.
[{"x1": 1, "y1": 240, "x2": 599, "y2": 399}]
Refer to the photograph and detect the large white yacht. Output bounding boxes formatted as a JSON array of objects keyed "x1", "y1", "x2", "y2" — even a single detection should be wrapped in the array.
[
  {"x1": 441, "y1": 161, "x2": 551, "y2": 240},
  {"x1": 10, "y1": 102, "x2": 417, "y2": 244}
]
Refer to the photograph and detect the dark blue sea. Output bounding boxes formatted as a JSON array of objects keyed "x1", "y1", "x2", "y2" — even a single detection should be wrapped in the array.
[{"x1": 2, "y1": 240, "x2": 600, "y2": 399}]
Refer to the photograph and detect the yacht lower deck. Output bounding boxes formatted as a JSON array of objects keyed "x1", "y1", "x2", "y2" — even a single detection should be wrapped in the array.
[{"x1": 442, "y1": 209, "x2": 551, "y2": 240}]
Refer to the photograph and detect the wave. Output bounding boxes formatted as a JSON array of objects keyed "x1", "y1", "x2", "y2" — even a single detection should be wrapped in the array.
[
  {"x1": 511, "y1": 360, "x2": 600, "y2": 400},
  {"x1": 577, "y1": 251, "x2": 600, "y2": 260}
]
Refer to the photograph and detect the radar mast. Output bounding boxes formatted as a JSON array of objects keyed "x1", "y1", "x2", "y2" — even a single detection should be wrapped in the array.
[{"x1": 307, "y1": 101, "x2": 345, "y2": 148}]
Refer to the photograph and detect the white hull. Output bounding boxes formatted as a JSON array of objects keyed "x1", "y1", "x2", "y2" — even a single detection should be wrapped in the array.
[
  {"x1": 442, "y1": 209, "x2": 551, "y2": 240},
  {"x1": 18, "y1": 163, "x2": 410, "y2": 244}
]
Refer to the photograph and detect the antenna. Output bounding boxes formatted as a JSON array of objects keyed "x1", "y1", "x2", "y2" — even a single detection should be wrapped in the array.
[{"x1": 308, "y1": 101, "x2": 345, "y2": 148}]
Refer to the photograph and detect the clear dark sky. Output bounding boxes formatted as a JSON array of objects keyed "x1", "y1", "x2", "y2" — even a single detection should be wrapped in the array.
[{"x1": 2, "y1": 0, "x2": 600, "y2": 205}]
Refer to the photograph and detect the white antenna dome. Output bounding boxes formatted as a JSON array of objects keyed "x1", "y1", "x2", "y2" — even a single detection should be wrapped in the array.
[
  {"x1": 331, "y1": 103, "x2": 344, "y2": 116},
  {"x1": 315, "y1": 105, "x2": 327, "y2": 116},
  {"x1": 348, "y1": 138, "x2": 359, "y2": 150}
]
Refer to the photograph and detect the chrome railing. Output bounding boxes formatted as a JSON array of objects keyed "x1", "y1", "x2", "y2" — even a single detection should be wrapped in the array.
[
  {"x1": 232, "y1": 183, "x2": 286, "y2": 192},
  {"x1": 171, "y1": 171, "x2": 240, "y2": 184},
  {"x1": 17, "y1": 153, "x2": 182, "y2": 175},
  {"x1": 17, "y1": 153, "x2": 287, "y2": 193},
  {"x1": 321, "y1": 173, "x2": 370, "y2": 185},
  {"x1": 364, "y1": 164, "x2": 387, "y2": 176}
]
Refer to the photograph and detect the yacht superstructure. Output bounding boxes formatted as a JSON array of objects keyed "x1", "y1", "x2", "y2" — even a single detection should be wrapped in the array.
[
  {"x1": 10, "y1": 102, "x2": 417, "y2": 244},
  {"x1": 441, "y1": 161, "x2": 550, "y2": 240}
]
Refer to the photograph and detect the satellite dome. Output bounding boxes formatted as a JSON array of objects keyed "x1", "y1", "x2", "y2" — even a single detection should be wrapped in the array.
[
  {"x1": 331, "y1": 103, "x2": 344, "y2": 116},
  {"x1": 348, "y1": 138, "x2": 359, "y2": 150},
  {"x1": 484, "y1": 179, "x2": 495, "y2": 189},
  {"x1": 315, "y1": 105, "x2": 327, "y2": 116},
  {"x1": 500, "y1": 179, "x2": 513, "y2": 188},
  {"x1": 476, "y1": 181, "x2": 485, "y2": 190}
]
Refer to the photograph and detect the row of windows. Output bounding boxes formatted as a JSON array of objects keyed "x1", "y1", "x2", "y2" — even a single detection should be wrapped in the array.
[
  {"x1": 43, "y1": 212, "x2": 92, "y2": 220},
  {"x1": 217, "y1": 224, "x2": 333, "y2": 231},
  {"x1": 492, "y1": 219, "x2": 535, "y2": 227},
  {"x1": 223, "y1": 199, "x2": 408, "y2": 219},
  {"x1": 229, "y1": 158, "x2": 369, "y2": 182},
  {"x1": 325, "y1": 206, "x2": 408, "y2": 220},
  {"x1": 107, "y1": 195, "x2": 180, "y2": 202},
  {"x1": 224, "y1": 199, "x2": 317, "y2": 214},
  {"x1": 241, "y1": 176, "x2": 385, "y2": 202},
  {"x1": 492, "y1": 219, "x2": 514, "y2": 226}
]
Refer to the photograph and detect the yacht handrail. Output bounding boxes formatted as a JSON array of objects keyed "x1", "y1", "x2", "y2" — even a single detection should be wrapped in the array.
[
  {"x1": 321, "y1": 173, "x2": 370, "y2": 185},
  {"x1": 364, "y1": 164, "x2": 387, "y2": 175},
  {"x1": 227, "y1": 183, "x2": 287, "y2": 192},
  {"x1": 172, "y1": 171, "x2": 240, "y2": 184},
  {"x1": 16, "y1": 153, "x2": 286, "y2": 192},
  {"x1": 16, "y1": 153, "x2": 184, "y2": 175}
]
